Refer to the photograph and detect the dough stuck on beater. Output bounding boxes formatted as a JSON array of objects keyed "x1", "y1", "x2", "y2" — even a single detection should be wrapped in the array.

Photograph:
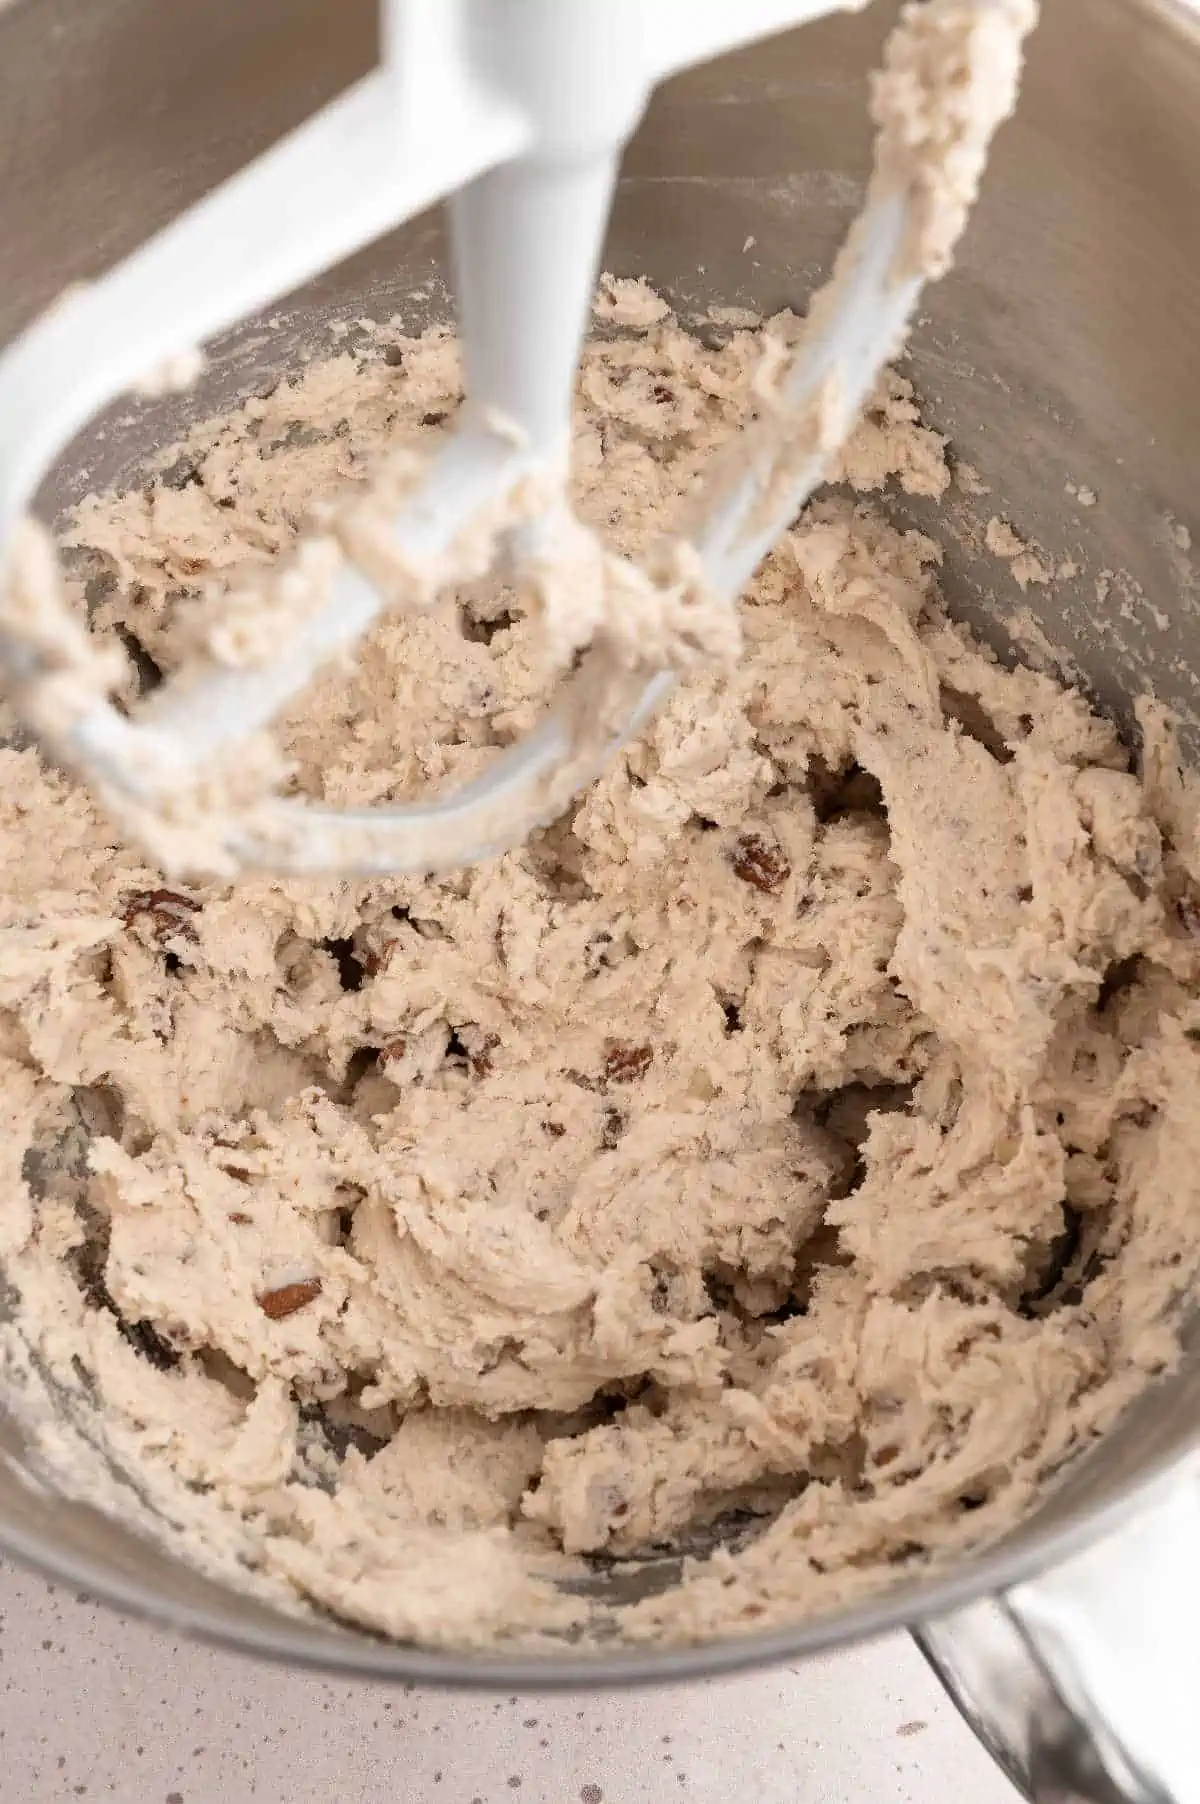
[
  {"x1": 0, "y1": 0, "x2": 1040, "y2": 878},
  {"x1": 1, "y1": 302, "x2": 1197, "y2": 1652}
]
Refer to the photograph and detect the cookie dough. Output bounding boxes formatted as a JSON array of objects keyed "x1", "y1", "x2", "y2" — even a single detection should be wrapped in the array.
[{"x1": 0, "y1": 295, "x2": 1197, "y2": 1652}]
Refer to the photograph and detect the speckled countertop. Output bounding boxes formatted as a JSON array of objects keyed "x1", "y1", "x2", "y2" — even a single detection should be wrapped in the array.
[{"x1": 0, "y1": 1560, "x2": 1019, "y2": 1803}]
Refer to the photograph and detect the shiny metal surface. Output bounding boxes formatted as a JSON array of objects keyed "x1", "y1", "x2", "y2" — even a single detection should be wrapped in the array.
[
  {"x1": 0, "y1": 0, "x2": 1198, "y2": 1789},
  {"x1": 918, "y1": 1602, "x2": 1143, "y2": 1804},
  {"x1": 918, "y1": 1468, "x2": 1200, "y2": 1804}
]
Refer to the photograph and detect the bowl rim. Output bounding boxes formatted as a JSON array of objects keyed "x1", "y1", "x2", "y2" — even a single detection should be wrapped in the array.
[{"x1": 0, "y1": 1414, "x2": 1193, "y2": 1687}]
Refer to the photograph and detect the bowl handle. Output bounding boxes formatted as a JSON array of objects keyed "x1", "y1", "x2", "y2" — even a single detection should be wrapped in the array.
[{"x1": 914, "y1": 1466, "x2": 1199, "y2": 1803}]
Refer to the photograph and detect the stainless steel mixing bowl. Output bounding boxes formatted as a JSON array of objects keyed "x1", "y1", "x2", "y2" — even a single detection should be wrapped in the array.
[{"x1": 2, "y1": 2, "x2": 1198, "y2": 1799}]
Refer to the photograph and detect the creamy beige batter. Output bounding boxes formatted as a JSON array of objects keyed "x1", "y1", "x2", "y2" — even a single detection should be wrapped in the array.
[{"x1": 0, "y1": 295, "x2": 1197, "y2": 1652}]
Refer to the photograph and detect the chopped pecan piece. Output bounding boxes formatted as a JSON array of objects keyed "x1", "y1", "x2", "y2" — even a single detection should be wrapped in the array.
[
  {"x1": 600, "y1": 1106, "x2": 626, "y2": 1150},
  {"x1": 468, "y1": 1033, "x2": 500, "y2": 1078},
  {"x1": 603, "y1": 1041, "x2": 653, "y2": 1084},
  {"x1": 257, "y1": 1278, "x2": 322, "y2": 1320},
  {"x1": 122, "y1": 888, "x2": 202, "y2": 942},
  {"x1": 731, "y1": 832, "x2": 791, "y2": 895},
  {"x1": 362, "y1": 939, "x2": 397, "y2": 978}
]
